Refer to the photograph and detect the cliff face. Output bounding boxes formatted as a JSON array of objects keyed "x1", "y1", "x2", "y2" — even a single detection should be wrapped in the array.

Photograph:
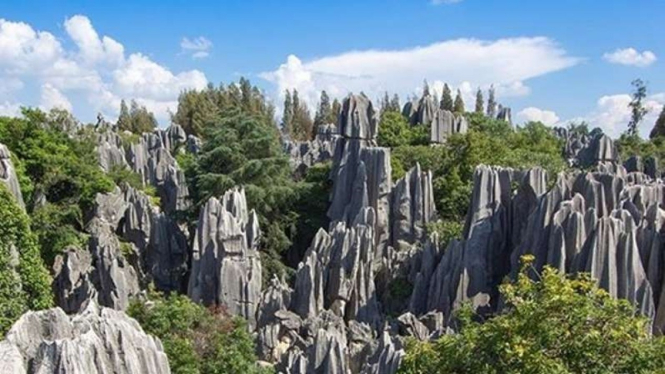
[{"x1": 0, "y1": 303, "x2": 170, "y2": 374}]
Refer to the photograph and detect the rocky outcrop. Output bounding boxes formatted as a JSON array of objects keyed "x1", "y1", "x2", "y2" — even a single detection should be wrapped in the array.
[
  {"x1": 52, "y1": 247, "x2": 97, "y2": 314},
  {"x1": 496, "y1": 106, "x2": 512, "y2": 125},
  {"x1": 0, "y1": 144, "x2": 25, "y2": 208},
  {"x1": 430, "y1": 109, "x2": 468, "y2": 144},
  {"x1": 391, "y1": 164, "x2": 437, "y2": 251},
  {"x1": 188, "y1": 187, "x2": 262, "y2": 328},
  {"x1": 285, "y1": 124, "x2": 339, "y2": 177},
  {"x1": 96, "y1": 131, "x2": 128, "y2": 172},
  {"x1": 328, "y1": 94, "x2": 392, "y2": 256},
  {"x1": 624, "y1": 155, "x2": 659, "y2": 179},
  {"x1": 555, "y1": 128, "x2": 618, "y2": 168},
  {"x1": 0, "y1": 303, "x2": 170, "y2": 373}
]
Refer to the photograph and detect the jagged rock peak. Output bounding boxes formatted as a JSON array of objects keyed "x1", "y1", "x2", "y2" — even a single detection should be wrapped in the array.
[
  {"x1": 391, "y1": 163, "x2": 437, "y2": 251},
  {"x1": 187, "y1": 187, "x2": 262, "y2": 328},
  {"x1": 0, "y1": 143, "x2": 25, "y2": 209},
  {"x1": 430, "y1": 109, "x2": 468, "y2": 144},
  {"x1": 339, "y1": 94, "x2": 378, "y2": 140},
  {"x1": 0, "y1": 303, "x2": 170, "y2": 374}
]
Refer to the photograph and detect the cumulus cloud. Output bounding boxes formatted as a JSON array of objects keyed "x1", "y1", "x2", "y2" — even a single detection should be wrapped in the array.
[
  {"x1": 180, "y1": 37, "x2": 212, "y2": 59},
  {"x1": 40, "y1": 83, "x2": 72, "y2": 111},
  {"x1": 261, "y1": 37, "x2": 580, "y2": 111},
  {"x1": 603, "y1": 48, "x2": 657, "y2": 67},
  {"x1": 0, "y1": 101, "x2": 21, "y2": 117},
  {"x1": 572, "y1": 93, "x2": 664, "y2": 138},
  {"x1": 0, "y1": 16, "x2": 208, "y2": 124},
  {"x1": 517, "y1": 107, "x2": 560, "y2": 126}
]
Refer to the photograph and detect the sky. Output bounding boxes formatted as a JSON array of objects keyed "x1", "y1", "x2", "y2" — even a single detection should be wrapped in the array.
[{"x1": 0, "y1": 0, "x2": 663, "y2": 137}]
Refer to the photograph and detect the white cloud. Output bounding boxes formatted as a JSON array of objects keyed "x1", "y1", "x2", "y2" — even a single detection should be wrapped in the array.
[
  {"x1": 517, "y1": 107, "x2": 560, "y2": 126},
  {"x1": 180, "y1": 36, "x2": 212, "y2": 59},
  {"x1": 261, "y1": 37, "x2": 580, "y2": 111},
  {"x1": 40, "y1": 83, "x2": 72, "y2": 111},
  {"x1": 603, "y1": 48, "x2": 657, "y2": 67},
  {"x1": 572, "y1": 93, "x2": 664, "y2": 138},
  {"x1": 0, "y1": 101, "x2": 21, "y2": 117},
  {"x1": 0, "y1": 16, "x2": 208, "y2": 124}
]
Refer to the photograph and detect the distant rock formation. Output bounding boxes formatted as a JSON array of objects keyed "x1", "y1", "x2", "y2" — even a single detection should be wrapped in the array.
[
  {"x1": 391, "y1": 163, "x2": 437, "y2": 251},
  {"x1": 0, "y1": 143, "x2": 25, "y2": 209},
  {"x1": 0, "y1": 303, "x2": 170, "y2": 374},
  {"x1": 285, "y1": 123, "x2": 338, "y2": 177},
  {"x1": 430, "y1": 109, "x2": 468, "y2": 144},
  {"x1": 555, "y1": 128, "x2": 618, "y2": 168},
  {"x1": 496, "y1": 106, "x2": 512, "y2": 125},
  {"x1": 187, "y1": 187, "x2": 262, "y2": 329}
]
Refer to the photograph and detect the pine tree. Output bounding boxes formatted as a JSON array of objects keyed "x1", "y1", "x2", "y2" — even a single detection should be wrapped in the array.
[
  {"x1": 117, "y1": 99, "x2": 131, "y2": 131},
  {"x1": 487, "y1": 85, "x2": 497, "y2": 118},
  {"x1": 441, "y1": 84, "x2": 453, "y2": 111},
  {"x1": 291, "y1": 89, "x2": 313, "y2": 140},
  {"x1": 475, "y1": 89, "x2": 484, "y2": 114},
  {"x1": 628, "y1": 79, "x2": 648, "y2": 136},
  {"x1": 390, "y1": 94, "x2": 401, "y2": 112},
  {"x1": 380, "y1": 92, "x2": 391, "y2": 114},
  {"x1": 453, "y1": 90, "x2": 465, "y2": 113},
  {"x1": 283, "y1": 90, "x2": 294, "y2": 136},
  {"x1": 314, "y1": 91, "x2": 332, "y2": 128},
  {"x1": 331, "y1": 99, "x2": 341, "y2": 124},
  {"x1": 650, "y1": 106, "x2": 665, "y2": 139}
]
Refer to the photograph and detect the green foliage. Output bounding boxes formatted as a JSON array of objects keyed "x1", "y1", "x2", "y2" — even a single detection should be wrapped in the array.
[
  {"x1": 453, "y1": 90, "x2": 465, "y2": 113},
  {"x1": 377, "y1": 111, "x2": 429, "y2": 148},
  {"x1": 487, "y1": 85, "x2": 497, "y2": 118},
  {"x1": 173, "y1": 78, "x2": 275, "y2": 137},
  {"x1": 128, "y1": 292, "x2": 272, "y2": 374},
  {"x1": 0, "y1": 184, "x2": 53, "y2": 335},
  {"x1": 117, "y1": 99, "x2": 158, "y2": 134},
  {"x1": 627, "y1": 79, "x2": 649, "y2": 136},
  {"x1": 32, "y1": 203, "x2": 88, "y2": 265},
  {"x1": 399, "y1": 258, "x2": 665, "y2": 374},
  {"x1": 441, "y1": 84, "x2": 453, "y2": 111},
  {"x1": 107, "y1": 165, "x2": 144, "y2": 190},
  {"x1": 426, "y1": 220, "x2": 463, "y2": 247},
  {"x1": 474, "y1": 89, "x2": 484, "y2": 114},
  {"x1": 283, "y1": 89, "x2": 313, "y2": 141}
]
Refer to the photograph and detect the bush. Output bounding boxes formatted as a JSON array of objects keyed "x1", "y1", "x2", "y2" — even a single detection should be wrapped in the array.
[
  {"x1": 399, "y1": 257, "x2": 665, "y2": 374},
  {"x1": 128, "y1": 292, "x2": 272, "y2": 374},
  {"x1": 0, "y1": 184, "x2": 52, "y2": 335}
]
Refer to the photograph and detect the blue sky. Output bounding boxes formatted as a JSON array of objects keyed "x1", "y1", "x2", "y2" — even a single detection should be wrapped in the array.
[{"x1": 0, "y1": 0, "x2": 663, "y2": 137}]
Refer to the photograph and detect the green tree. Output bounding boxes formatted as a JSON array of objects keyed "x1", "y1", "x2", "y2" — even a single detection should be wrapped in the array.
[
  {"x1": 314, "y1": 90, "x2": 332, "y2": 130},
  {"x1": 282, "y1": 90, "x2": 294, "y2": 136},
  {"x1": 440, "y1": 84, "x2": 453, "y2": 111},
  {"x1": 128, "y1": 292, "x2": 271, "y2": 374},
  {"x1": 117, "y1": 99, "x2": 131, "y2": 131},
  {"x1": 390, "y1": 94, "x2": 401, "y2": 112},
  {"x1": 0, "y1": 184, "x2": 53, "y2": 335},
  {"x1": 331, "y1": 98, "x2": 342, "y2": 124},
  {"x1": 129, "y1": 100, "x2": 158, "y2": 134},
  {"x1": 474, "y1": 88, "x2": 484, "y2": 114},
  {"x1": 649, "y1": 104, "x2": 665, "y2": 139},
  {"x1": 487, "y1": 85, "x2": 497, "y2": 118},
  {"x1": 628, "y1": 79, "x2": 649, "y2": 136},
  {"x1": 172, "y1": 89, "x2": 219, "y2": 136},
  {"x1": 290, "y1": 89, "x2": 314, "y2": 140},
  {"x1": 454, "y1": 90, "x2": 465, "y2": 113},
  {"x1": 399, "y1": 257, "x2": 665, "y2": 374}
]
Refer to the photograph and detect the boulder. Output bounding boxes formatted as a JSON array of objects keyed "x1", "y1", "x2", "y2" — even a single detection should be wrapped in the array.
[{"x1": 0, "y1": 143, "x2": 25, "y2": 208}]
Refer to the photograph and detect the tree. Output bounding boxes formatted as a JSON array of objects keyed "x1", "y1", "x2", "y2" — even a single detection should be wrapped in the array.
[
  {"x1": 0, "y1": 184, "x2": 53, "y2": 335},
  {"x1": 172, "y1": 89, "x2": 219, "y2": 136},
  {"x1": 117, "y1": 99, "x2": 131, "y2": 131},
  {"x1": 453, "y1": 90, "x2": 465, "y2": 113},
  {"x1": 129, "y1": 100, "x2": 158, "y2": 134},
  {"x1": 331, "y1": 98, "x2": 342, "y2": 124},
  {"x1": 487, "y1": 85, "x2": 497, "y2": 118},
  {"x1": 128, "y1": 292, "x2": 271, "y2": 374},
  {"x1": 440, "y1": 84, "x2": 453, "y2": 111},
  {"x1": 390, "y1": 94, "x2": 401, "y2": 112},
  {"x1": 399, "y1": 257, "x2": 665, "y2": 374},
  {"x1": 650, "y1": 106, "x2": 665, "y2": 139},
  {"x1": 290, "y1": 89, "x2": 314, "y2": 140},
  {"x1": 474, "y1": 88, "x2": 484, "y2": 114},
  {"x1": 282, "y1": 90, "x2": 294, "y2": 136},
  {"x1": 628, "y1": 79, "x2": 649, "y2": 136},
  {"x1": 314, "y1": 91, "x2": 332, "y2": 129}
]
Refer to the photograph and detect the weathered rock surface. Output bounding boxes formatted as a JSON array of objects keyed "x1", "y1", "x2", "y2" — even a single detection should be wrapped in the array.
[
  {"x1": 0, "y1": 303, "x2": 170, "y2": 374},
  {"x1": 0, "y1": 143, "x2": 25, "y2": 208},
  {"x1": 496, "y1": 106, "x2": 512, "y2": 125},
  {"x1": 391, "y1": 163, "x2": 437, "y2": 251},
  {"x1": 430, "y1": 109, "x2": 468, "y2": 143},
  {"x1": 188, "y1": 187, "x2": 262, "y2": 328},
  {"x1": 285, "y1": 124, "x2": 338, "y2": 177}
]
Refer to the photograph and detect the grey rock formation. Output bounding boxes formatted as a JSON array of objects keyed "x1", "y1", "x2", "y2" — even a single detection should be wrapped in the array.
[
  {"x1": 285, "y1": 124, "x2": 338, "y2": 177},
  {"x1": 0, "y1": 303, "x2": 170, "y2": 374},
  {"x1": 415, "y1": 94, "x2": 437, "y2": 126},
  {"x1": 556, "y1": 129, "x2": 618, "y2": 168},
  {"x1": 496, "y1": 106, "x2": 512, "y2": 125},
  {"x1": 624, "y1": 155, "x2": 659, "y2": 179},
  {"x1": 188, "y1": 187, "x2": 262, "y2": 328},
  {"x1": 391, "y1": 163, "x2": 437, "y2": 251},
  {"x1": 430, "y1": 109, "x2": 468, "y2": 144},
  {"x1": 96, "y1": 131, "x2": 128, "y2": 172},
  {"x1": 52, "y1": 247, "x2": 97, "y2": 314},
  {"x1": 0, "y1": 143, "x2": 25, "y2": 208}
]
